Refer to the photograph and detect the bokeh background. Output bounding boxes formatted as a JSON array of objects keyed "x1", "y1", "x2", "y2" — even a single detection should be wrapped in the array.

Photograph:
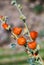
[{"x1": 0, "y1": 0, "x2": 44, "y2": 65}]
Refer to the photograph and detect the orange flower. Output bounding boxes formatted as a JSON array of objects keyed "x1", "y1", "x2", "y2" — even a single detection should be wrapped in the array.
[
  {"x1": 0, "y1": 16, "x2": 3, "y2": 19},
  {"x1": 17, "y1": 36, "x2": 26, "y2": 46},
  {"x1": 28, "y1": 41, "x2": 37, "y2": 50},
  {"x1": 2, "y1": 23, "x2": 8, "y2": 29},
  {"x1": 30, "y1": 31, "x2": 38, "y2": 40},
  {"x1": 12, "y1": 27, "x2": 22, "y2": 35}
]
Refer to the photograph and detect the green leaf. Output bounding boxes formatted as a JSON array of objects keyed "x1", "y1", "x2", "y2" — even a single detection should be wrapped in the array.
[
  {"x1": 39, "y1": 30, "x2": 44, "y2": 37},
  {"x1": 33, "y1": 5, "x2": 43, "y2": 14}
]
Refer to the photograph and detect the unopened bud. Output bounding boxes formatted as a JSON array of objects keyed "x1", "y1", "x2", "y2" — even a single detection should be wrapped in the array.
[
  {"x1": 20, "y1": 15, "x2": 26, "y2": 22},
  {"x1": 11, "y1": 0, "x2": 16, "y2": 5},
  {"x1": 18, "y1": 4, "x2": 22, "y2": 10}
]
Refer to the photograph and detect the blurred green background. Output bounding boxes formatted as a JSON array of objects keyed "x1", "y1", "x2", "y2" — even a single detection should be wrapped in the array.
[{"x1": 0, "y1": 47, "x2": 44, "y2": 65}]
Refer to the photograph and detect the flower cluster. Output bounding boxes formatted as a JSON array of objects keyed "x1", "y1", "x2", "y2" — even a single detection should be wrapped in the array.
[{"x1": 0, "y1": 0, "x2": 44, "y2": 65}]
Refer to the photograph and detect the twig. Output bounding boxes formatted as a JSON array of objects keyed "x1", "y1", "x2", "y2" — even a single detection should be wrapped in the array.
[
  {"x1": 12, "y1": 0, "x2": 33, "y2": 41},
  {"x1": 11, "y1": 0, "x2": 44, "y2": 65},
  {"x1": 11, "y1": 32, "x2": 18, "y2": 39}
]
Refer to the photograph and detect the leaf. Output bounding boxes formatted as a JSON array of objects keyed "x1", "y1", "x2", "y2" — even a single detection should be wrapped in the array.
[
  {"x1": 33, "y1": 4, "x2": 43, "y2": 14},
  {"x1": 27, "y1": 58, "x2": 36, "y2": 65},
  {"x1": 11, "y1": 43, "x2": 16, "y2": 48},
  {"x1": 9, "y1": 43, "x2": 16, "y2": 48},
  {"x1": 39, "y1": 30, "x2": 44, "y2": 37}
]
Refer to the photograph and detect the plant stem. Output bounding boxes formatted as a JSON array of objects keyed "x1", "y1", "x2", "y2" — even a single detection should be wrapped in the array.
[
  {"x1": 24, "y1": 22, "x2": 33, "y2": 41},
  {"x1": 11, "y1": 32, "x2": 18, "y2": 39},
  {"x1": 38, "y1": 54, "x2": 44, "y2": 65},
  {"x1": 11, "y1": 0, "x2": 44, "y2": 65},
  {"x1": 14, "y1": 2, "x2": 33, "y2": 41},
  {"x1": 16, "y1": 3, "x2": 44, "y2": 65}
]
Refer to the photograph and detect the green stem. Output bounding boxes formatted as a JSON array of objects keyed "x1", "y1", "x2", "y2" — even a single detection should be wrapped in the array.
[
  {"x1": 14, "y1": 2, "x2": 33, "y2": 41},
  {"x1": 24, "y1": 22, "x2": 33, "y2": 41},
  {"x1": 11, "y1": 32, "x2": 18, "y2": 39},
  {"x1": 16, "y1": 3, "x2": 43, "y2": 65},
  {"x1": 11, "y1": 0, "x2": 43, "y2": 65}
]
